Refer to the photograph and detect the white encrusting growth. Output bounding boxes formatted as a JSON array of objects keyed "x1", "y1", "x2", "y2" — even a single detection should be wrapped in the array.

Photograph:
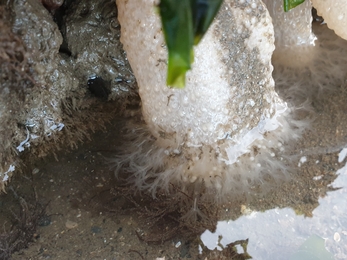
[
  {"x1": 264, "y1": 0, "x2": 316, "y2": 47},
  {"x1": 311, "y1": 0, "x2": 347, "y2": 41},
  {"x1": 263, "y1": 0, "x2": 316, "y2": 69},
  {"x1": 266, "y1": 0, "x2": 347, "y2": 107},
  {"x1": 114, "y1": 0, "x2": 308, "y2": 200},
  {"x1": 16, "y1": 127, "x2": 31, "y2": 152},
  {"x1": 114, "y1": 0, "x2": 305, "y2": 197},
  {"x1": 0, "y1": 165, "x2": 15, "y2": 183}
]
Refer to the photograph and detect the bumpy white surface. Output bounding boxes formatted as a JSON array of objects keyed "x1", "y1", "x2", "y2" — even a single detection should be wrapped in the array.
[
  {"x1": 116, "y1": 0, "x2": 301, "y2": 197},
  {"x1": 265, "y1": 0, "x2": 347, "y2": 105},
  {"x1": 263, "y1": 0, "x2": 317, "y2": 68},
  {"x1": 273, "y1": 22, "x2": 347, "y2": 107},
  {"x1": 118, "y1": 0, "x2": 278, "y2": 146},
  {"x1": 312, "y1": 0, "x2": 347, "y2": 41},
  {"x1": 263, "y1": 0, "x2": 315, "y2": 47}
]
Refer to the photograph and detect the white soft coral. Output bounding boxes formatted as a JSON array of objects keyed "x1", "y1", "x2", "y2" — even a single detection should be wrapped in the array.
[
  {"x1": 312, "y1": 0, "x2": 347, "y2": 41},
  {"x1": 115, "y1": 0, "x2": 307, "y2": 201}
]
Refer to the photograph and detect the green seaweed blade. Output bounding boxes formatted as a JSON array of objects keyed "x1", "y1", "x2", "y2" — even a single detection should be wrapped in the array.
[
  {"x1": 159, "y1": 0, "x2": 223, "y2": 88},
  {"x1": 284, "y1": 0, "x2": 305, "y2": 12},
  {"x1": 159, "y1": 0, "x2": 194, "y2": 88},
  {"x1": 191, "y1": 0, "x2": 223, "y2": 45}
]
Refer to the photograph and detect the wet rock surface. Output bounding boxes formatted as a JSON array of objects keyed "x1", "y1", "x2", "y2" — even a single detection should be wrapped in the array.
[
  {"x1": 0, "y1": 0, "x2": 137, "y2": 190},
  {"x1": 63, "y1": 0, "x2": 136, "y2": 100}
]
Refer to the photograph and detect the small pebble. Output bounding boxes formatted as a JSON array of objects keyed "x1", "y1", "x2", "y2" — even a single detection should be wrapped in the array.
[
  {"x1": 65, "y1": 220, "x2": 78, "y2": 229},
  {"x1": 91, "y1": 226, "x2": 102, "y2": 234},
  {"x1": 38, "y1": 215, "x2": 52, "y2": 227},
  {"x1": 334, "y1": 232, "x2": 341, "y2": 242}
]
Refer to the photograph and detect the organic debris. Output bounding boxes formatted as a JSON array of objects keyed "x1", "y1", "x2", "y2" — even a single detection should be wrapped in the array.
[{"x1": 0, "y1": 178, "x2": 47, "y2": 259}]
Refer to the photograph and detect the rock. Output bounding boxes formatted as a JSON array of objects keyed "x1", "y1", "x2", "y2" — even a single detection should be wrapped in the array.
[
  {"x1": 0, "y1": 0, "x2": 137, "y2": 191},
  {"x1": 65, "y1": 220, "x2": 78, "y2": 229}
]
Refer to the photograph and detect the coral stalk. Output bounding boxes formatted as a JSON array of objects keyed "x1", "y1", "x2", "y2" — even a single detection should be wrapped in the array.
[{"x1": 115, "y1": 0, "x2": 304, "y2": 200}]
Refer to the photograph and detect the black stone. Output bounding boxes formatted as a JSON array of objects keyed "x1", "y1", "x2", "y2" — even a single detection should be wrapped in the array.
[{"x1": 87, "y1": 77, "x2": 110, "y2": 100}]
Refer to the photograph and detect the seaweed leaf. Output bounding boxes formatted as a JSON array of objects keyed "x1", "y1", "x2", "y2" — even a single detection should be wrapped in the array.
[
  {"x1": 283, "y1": 0, "x2": 305, "y2": 12},
  {"x1": 159, "y1": 0, "x2": 193, "y2": 88},
  {"x1": 159, "y1": 0, "x2": 307, "y2": 88},
  {"x1": 158, "y1": 0, "x2": 223, "y2": 88},
  {"x1": 192, "y1": 0, "x2": 224, "y2": 45}
]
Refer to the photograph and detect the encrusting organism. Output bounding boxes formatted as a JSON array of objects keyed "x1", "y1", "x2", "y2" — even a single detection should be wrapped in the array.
[{"x1": 113, "y1": 0, "x2": 312, "y2": 204}]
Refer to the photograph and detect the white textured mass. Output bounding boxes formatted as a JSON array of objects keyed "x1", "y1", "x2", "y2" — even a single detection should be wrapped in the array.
[
  {"x1": 263, "y1": 0, "x2": 316, "y2": 68},
  {"x1": 116, "y1": 0, "x2": 300, "y2": 197},
  {"x1": 263, "y1": 0, "x2": 315, "y2": 47},
  {"x1": 312, "y1": 0, "x2": 347, "y2": 41},
  {"x1": 118, "y1": 0, "x2": 278, "y2": 146},
  {"x1": 266, "y1": 0, "x2": 347, "y2": 106}
]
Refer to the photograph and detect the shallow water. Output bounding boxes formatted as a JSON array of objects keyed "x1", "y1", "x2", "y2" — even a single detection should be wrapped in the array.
[
  {"x1": 199, "y1": 66, "x2": 347, "y2": 259},
  {"x1": 202, "y1": 176, "x2": 347, "y2": 258}
]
